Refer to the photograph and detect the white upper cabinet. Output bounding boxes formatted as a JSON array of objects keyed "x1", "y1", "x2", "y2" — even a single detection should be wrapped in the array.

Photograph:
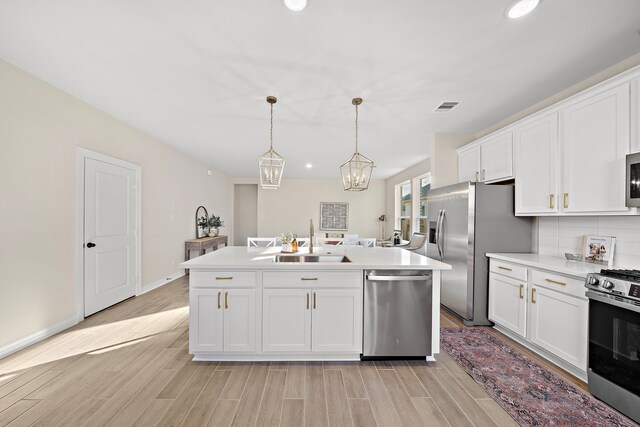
[
  {"x1": 458, "y1": 146, "x2": 481, "y2": 182},
  {"x1": 458, "y1": 133, "x2": 513, "y2": 183},
  {"x1": 514, "y1": 113, "x2": 559, "y2": 215},
  {"x1": 481, "y1": 132, "x2": 513, "y2": 182},
  {"x1": 561, "y1": 83, "x2": 630, "y2": 213}
]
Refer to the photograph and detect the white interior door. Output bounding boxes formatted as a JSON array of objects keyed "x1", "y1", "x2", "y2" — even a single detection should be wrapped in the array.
[{"x1": 84, "y1": 158, "x2": 138, "y2": 316}]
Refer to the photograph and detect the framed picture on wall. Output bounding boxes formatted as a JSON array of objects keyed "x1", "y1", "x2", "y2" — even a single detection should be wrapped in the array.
[{"x1": 320, "y1": 202, "x2": 348, "y2": 231}]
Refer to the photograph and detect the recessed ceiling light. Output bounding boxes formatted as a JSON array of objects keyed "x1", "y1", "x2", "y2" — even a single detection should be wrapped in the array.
[
  {"x1": 506, "y1": 0, "x2": 540, "y2": 19},
  {"x1": 305, "y1": 163, "x2": 313, "y2": 169},
  {"x1": 284, "y1": 0, "x2": 307, "y2": 12}
]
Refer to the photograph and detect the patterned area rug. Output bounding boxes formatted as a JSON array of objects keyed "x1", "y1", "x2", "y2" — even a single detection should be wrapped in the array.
[{"x1": 440, "y1": 327, "x2": 638, "y2": 427}]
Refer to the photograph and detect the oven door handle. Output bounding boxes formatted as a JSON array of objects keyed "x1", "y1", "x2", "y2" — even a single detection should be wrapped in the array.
[{"x1": 586, "y1": 290, "x2": 640, "y2": 314}]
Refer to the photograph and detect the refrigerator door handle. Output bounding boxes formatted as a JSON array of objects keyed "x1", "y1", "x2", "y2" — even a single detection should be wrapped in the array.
[
  {"x1": 438, "y1": 210, "x2": 446, "y2": 258},
  {"x1": 435, "y1": 209, "x2": 443, "y2": 260}
]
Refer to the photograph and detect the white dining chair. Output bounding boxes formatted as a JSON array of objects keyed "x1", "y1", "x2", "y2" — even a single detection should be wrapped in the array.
[
  {"x1": 359, "y1": 238, "x2": 376, "y2": 248},
  {"x1": 314, "y1": 237, "x2": 343, "y2": 247},
  {"x1": 342, "y1": 234, "x2": 360, "y2": 246},
  {"x1": 247, "y1": 237, "x2": 277, "y2": 248}
]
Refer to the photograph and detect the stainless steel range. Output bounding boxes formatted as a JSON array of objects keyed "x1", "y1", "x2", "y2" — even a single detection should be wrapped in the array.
[{"x1": 585, "y1": 269, "x2": 640, "y2": 423}]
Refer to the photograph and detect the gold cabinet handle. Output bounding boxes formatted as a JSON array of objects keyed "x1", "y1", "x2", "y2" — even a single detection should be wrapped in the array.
[
  {"x1": 531, "y1": 288, "x2": 536, "y2": 304},
  {"x1": 216, "y1": 276, "x2": 233, "y2": 280},
  {"x1": 313, "y1": 292, "x2": 317, "y2": 309},
  {"x1": 217, "y1": 291, "x2": 221, "y2": 309},
  {"x1": 519, "y1": 284, "x2": 524, "y2": 299},
  {"x1": 549, "y1": 194, "x2": 554, "y2": 209},
  {"x1": 563, "y1": 193, "x2": 568, "y2": 209},
  {"x1": 498, "y1": 266, "x2": 513, "y2": 271},
  {"x1": 545, "y1": 278, "x2": 567, "y2": 286},
  {"x1": 306, "y1": 292, "x2": 310, "y2": 310},
  {"x1": 224, "y1": 292, "x2": 229, "y2": 309},
  {"x1": 301, "y1": 277, "x2": 318, "y2": 281}
]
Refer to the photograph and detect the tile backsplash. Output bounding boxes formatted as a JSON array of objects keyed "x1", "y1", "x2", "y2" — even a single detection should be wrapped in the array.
[{"x1": 538, "y1": 216, "x2": 640, "y2": 268}]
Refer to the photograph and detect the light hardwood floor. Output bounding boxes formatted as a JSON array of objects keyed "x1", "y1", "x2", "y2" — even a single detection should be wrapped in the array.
[{"x1": 0, "y1": 276, "x2": 583, "y2": 426}]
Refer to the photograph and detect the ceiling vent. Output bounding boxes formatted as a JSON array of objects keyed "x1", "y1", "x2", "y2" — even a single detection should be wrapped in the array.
[{"x1": 433, "y1": 102, "x2": 460, "y2": 112}]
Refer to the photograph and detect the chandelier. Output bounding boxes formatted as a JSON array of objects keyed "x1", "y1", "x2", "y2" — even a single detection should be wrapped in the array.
[
  {"x1": 258, "y1": 96, "x2": 285, "y2": 189},
  {"x1": 340, "y1": 97, "x2": 374, "y2": 191}
]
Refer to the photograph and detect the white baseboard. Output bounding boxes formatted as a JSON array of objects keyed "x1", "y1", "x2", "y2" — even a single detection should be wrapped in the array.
[
  {"x1": 139, "y1": 270, "x2": 185, "y2": 295},
  {"x1": 0, "y1": 315, "x2": 79, "y2": 360}
]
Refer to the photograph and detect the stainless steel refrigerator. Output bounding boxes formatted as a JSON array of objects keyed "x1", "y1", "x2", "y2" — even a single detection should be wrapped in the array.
[{"x1": 426, "y1": 182, "x2": 533, "y2": 326}]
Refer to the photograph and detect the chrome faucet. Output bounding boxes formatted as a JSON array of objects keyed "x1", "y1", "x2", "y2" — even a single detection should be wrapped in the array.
[{"x1": 309, "y1": 219, "x2": 314, "y2": 254}]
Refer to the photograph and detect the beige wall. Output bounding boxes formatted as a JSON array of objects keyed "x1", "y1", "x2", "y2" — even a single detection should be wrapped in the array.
[
  {"x1": 431, "y1": 133, "x2": 475, "y2": 189},
  {"x1": 233, "y1": 184, "x2": 258, "y2": 246},
  {"x1": 384, "y1": 159, "x2": 431, "y2": 233},
  {"x1": 477, "y1": 52, "x2": 640, "y2": 138},
  {"x1": 256, "y1": 179, "x2": 386, "y2": 241},
  {"x1": 0, "y1": 59, "x2": 230, "y2": 349}
]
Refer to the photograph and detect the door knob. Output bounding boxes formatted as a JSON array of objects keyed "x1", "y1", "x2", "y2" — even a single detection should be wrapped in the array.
[{"x1": 86, "y1": 242, "x2": 96, "y2": 248}]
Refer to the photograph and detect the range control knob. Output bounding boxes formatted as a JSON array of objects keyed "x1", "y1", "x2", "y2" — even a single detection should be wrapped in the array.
[
  {"x1": 602, "y1": 280, "x2": 615, "y2": 290},
  {"x1": 587, "y1": 276, "x2": 599, "y2": 286}
]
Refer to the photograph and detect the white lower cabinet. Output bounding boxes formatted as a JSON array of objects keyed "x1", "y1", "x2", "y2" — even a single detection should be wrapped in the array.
[
  {"x1": 189, "y1": 288, "x2": 256, "y2": 353},
  {"x1": 528, "y1": 285, "x2": 588, "y2": 371},
  {"x1": 311, "y1": 289, "x2": 362, "y2": 353},
  {"x1": 488, "y1": 274, "x2": 526, "y2": 338},
  {"x1": 190, "y1": 288, "x2": 224, "y2": 352},
  {"x1": 262, "y1": 288, "x2": 362, "y2": 353},
  {"x1": 262, "y1": 289, "x2": 311, "y2": 352},
  {"x1": 488, "y1": 258, "x2": 588, "y2": 377},
  {"x1": 223, "y1": 289, "x2": 256, "y2": 352}
]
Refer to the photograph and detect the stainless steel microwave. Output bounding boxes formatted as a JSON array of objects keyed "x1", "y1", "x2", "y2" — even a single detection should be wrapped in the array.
[{"x1": 627, "y1": 152, "x2": 640, "y2": 207}]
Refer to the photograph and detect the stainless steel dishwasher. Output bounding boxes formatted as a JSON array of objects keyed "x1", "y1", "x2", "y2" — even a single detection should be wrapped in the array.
[{"x1": 362, "y1": 270, "x2": 433, "y2": 359}]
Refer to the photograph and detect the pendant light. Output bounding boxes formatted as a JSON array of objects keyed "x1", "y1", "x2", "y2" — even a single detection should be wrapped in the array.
[
  {"x1": 258, "y1": 96, "x2": 285, "y2": 189},
  {"x1": 340, "y1": 98, "x2": 374, "y2": 191}
]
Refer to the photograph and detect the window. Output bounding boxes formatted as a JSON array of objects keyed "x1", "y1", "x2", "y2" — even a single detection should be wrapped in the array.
[
  {"x1": 395, "y1": 173, "x2": 431, "y2": 241},
  {"x1": 417, "y1": 176, "x2": 430, "y2": 233},
  {"x1": 398, "y1": 181, "x2": 412, "y2": 240}
]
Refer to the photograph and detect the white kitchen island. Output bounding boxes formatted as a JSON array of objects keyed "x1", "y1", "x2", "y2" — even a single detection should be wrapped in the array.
[{"x1": 181, "y1": 246, "x2": 450, "y2": 362}]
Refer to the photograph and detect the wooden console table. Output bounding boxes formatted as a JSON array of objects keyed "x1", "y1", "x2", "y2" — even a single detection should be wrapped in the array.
[{"x1": 184, "y1": 235, "x2": 228, "y2": 274}]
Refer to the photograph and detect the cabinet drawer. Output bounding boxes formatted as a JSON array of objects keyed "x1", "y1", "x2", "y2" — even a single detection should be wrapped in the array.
[
  {"x1": 489, "y1": 260, "x2": 527, "y2": 281},
  {"x1": 531, "y1": 269, "x2": 585, "y2": 299},
  {"x1": 263, "y1": 271, "x2": 362, "y2": 289},
  {"x1": 190, "y1": 271, "x2": 257, "y2": 288}
]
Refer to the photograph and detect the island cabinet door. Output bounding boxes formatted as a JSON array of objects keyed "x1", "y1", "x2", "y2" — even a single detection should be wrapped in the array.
[
  {"x1": 223, "y1": 289, "x2": 256, "y2": 352},
  {"x1": 528, "y1": 286, "x2": 588, "y2": 370},
  {"x1": 189, "y1": 288, "x2": 224, "y2": 353},
  {"x1": 488, "y1": 273, "x2": 527, "y2": 338},
  {"x1": 311, "y1": 289, "x2": 362, "y2": 353},
  {"x1": 262, "y1": 289, "x2": 311, "y2": 352}
]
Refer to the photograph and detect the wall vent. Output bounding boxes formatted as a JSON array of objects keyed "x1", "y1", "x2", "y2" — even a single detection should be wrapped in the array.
[{"x1": 433, "y1": 101, "x2": 460, "y2": 112}]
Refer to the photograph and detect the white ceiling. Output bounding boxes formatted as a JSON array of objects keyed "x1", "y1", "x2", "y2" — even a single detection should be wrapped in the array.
[{"x1": 1, "y1": 1, "x2": 640, "y2": 179}]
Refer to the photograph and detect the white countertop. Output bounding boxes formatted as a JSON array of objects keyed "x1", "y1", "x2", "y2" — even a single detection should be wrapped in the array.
[
  {"x1": 181, "y1": 246, "x2": 451, "y2": 271},
  {"x1": 486, "y1": 253, "x2": 606, "y2": 278}
]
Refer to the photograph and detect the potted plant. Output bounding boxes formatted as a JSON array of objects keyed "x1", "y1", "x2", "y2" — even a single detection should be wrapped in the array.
[
  {"x1": 208, "y1": 214, "x2": 224, "y2": 237},
  {"x1": 197, "y1": 216, "x2": 209, "y2": 238},
  {"x1": 280, "y1": 231, "x2": 294, "y2": 253}
]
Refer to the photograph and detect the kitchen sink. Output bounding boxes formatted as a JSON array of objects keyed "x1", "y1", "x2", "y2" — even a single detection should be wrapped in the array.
[{"x1": 273, "y1": 254, "x2": 351, "y2": 263}]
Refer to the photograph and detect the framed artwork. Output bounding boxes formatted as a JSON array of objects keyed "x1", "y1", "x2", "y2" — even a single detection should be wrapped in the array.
[
  {"x1": 583, "y1": 235, "x2": 616, "y2": 266},
  {"x1": 320, "y1": 202, "x2": 349, "y2": 231}
]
